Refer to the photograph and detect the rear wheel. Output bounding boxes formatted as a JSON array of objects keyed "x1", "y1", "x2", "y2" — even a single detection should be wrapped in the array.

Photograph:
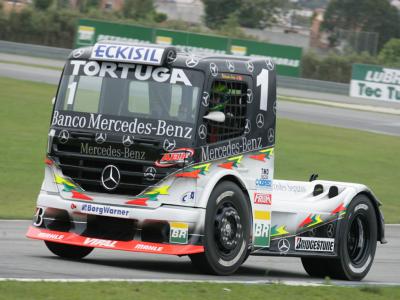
[
  {"x1": 45, "y1": 241, "x2": 94, "y2": 259},
  {"x1": 301, "y1": 194, "x2": 377, "y2": 280},
  {"x1": 189, "y1": 181, "x2": 251, "y2": 275}
]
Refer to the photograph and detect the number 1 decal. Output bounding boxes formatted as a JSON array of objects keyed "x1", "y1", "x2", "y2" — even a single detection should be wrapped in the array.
[
  {"x1": 257, "y1": 69, "x2": 269, "y2": 111},
  {"x1": 66, "y1": 81, "x2": 77, "y2": 106}
]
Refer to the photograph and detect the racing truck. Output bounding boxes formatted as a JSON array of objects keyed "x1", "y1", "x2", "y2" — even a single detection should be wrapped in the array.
[{"x1": 27, "y1": 41, "x2": 386, "y2": 280}]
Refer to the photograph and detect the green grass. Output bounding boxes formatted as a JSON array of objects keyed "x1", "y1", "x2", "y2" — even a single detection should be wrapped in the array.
[
  {"x1": 0, "y1": 76, "x2": 399, "y2": 222},
  {"x1": 0, "y1": 282, "x2": 399, "y2": 300}
]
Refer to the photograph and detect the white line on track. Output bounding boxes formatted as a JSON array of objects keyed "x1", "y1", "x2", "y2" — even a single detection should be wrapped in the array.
[{"x1": 0, "y1": 278, "x2": 399, "y2": 287}]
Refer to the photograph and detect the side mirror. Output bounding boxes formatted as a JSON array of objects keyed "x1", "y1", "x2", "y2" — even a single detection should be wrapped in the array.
[
  {"x1": 51, "y1": 97, "x2": 55, "y2": 105},
  {"x1": 203, "y1": 111, "x2": 225, "y2": 123}
]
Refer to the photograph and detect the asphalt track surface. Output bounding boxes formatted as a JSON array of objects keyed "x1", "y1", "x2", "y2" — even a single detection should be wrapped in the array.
[
  {"x1": 0, "y1": 221, "x2": 399, "y2": 285},
  {"x1": 1, "y1": 59, "x2": 400, "y2": 137}
]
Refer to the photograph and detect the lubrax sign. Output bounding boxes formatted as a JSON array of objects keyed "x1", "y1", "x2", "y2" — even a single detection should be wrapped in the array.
[{"x1": 350, "y1": 64, "x2": 400, "y2": 102}]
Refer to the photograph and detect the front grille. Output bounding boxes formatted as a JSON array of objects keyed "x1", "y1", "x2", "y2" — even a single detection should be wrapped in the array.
[
  {"x1": 83, "y1": 215, "x2": 138, "y2": 241},
  {"x1": 52, "y1": 141, "x2": 174, "y2": 196}
]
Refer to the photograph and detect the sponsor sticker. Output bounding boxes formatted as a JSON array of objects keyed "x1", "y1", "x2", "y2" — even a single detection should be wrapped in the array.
[
  {"x1": 260, "y1": 168, "x2": 269, "y2": 179},
  {"x1": 255, "y1": 179, "x2": 272, "y2": 189},
  {"x1": 52, "y1": 111, "x2": 193, "y2": 139},
  {"x1": 254, "y1": 193, "x2": 272, "y2": 205},
  {"x1": 134, "y1": 244, "x2": 163, "y2": 252},
  {"x1": 273, "y1": 182, "x2": 307, "y2": 193},
  {"x1": 253, "y1": 210, "x2": 271, "y2": 247},
  {"x1": 230, "y1": 45, "x2": 247, "y2": 56},
  {"x1": 77, "y1": 26, "x2": 95, "y2": 43},
  {"x1": 181, "y1": 191, "x2": 195, "y2": 203},
  {"x1": 294, "y1": 237, "x2": 335, "y2": 252},
  {"x1": 84, "y1": 238, "x2": 117, "y2": 248},
  {"x1": 38, "y1": 232, "x2": 64, "y2": 240},
  {"x1": 69, "y1": 60, "x2": 192, "y2": 86},
  {"x1": 221, "y1": 74, "x2": 243, "y2": 81},
  {"x1": 155, "y1": 148, "x2": 194, "y2": 167},
  {"x1": 156, "y1": 36, "x2": 172, "y2": 45},
  {"x1": 91, "y1": 43, "x2": 165, "y2": 65},
  {"x1": 200, "y1": 137, "x2": 262, "y2": 161},
  {"x1": 169, "y1": 222, "x2": 189, "y2": 244},
  {"x1": 80, "y1": 203, "x2": 130, "y2": 218}
]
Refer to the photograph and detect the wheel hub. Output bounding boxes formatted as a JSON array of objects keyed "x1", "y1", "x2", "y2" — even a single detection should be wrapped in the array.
[
  {"x1": 215, "y1": 207, "x2": 242, "y2": 251},
  {"x1": 347, "y1": 214, "x2": 370, "y2": 265}
]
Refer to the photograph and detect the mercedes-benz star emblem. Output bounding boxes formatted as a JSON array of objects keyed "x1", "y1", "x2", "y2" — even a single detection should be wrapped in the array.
[
  {"x1": 166, "y1": 50, "x2": 177, "y2": 63},
  {"x1": 256, "y1": 113, "x2": 264, "y2": 128},
  {"x1": 246, "y1": 89, "x2": 253, "y2": 103},
  {"x1": 72, "y1": 48, "x2": 84, "y2": 58},
  {"x1": 244, "y1": 119, "x2": 251, "y2": 135},
  {"x1": 101, "y1": 165, "x2": 120, "y2": 191},
  {"x1": 226, "y1": 60, "x2": 235, "y2": 72},
  {"x1": 163, "y1": 138, "x2": 176, "y2": 152},
  {"x1": 186, "y1": 56, "x2": 199, "y2": 68},
  {"x1": 278, "y1": 239, "x2": 290, "y2": 253},
  {"x1": 247, "y1": 61, "x2": 254, "y2": 73},
  {"x1": 210, "y1": 63, "x2": 218, "y2": 77},
  {"x1": 198, "y1": 124, "x2": 207, "y2": 140},
  {"x1": 95, "y1": 132, "x2": 107, "y2": 144},
  {"x1": 58, "y1": 130, "x2": 70, "y2": 144},
  {"x1": 122, "y1": 135, "x2": 134, "y2": 147},
  {"x1": 266, "y1": 59, "x2": 275, "y2": 71},
  {"x1": 268, "y1": 128, "x2": 275, "y2": 142},
  {"x1": 144, "y1": 166, "x2": 156, "y2": 181},
  {"x1": 327, "y1": 223, "x2": 335, "y2": 238},
  {"x1": 202, "y1": 91, "x2": 210, "y2": 107}
]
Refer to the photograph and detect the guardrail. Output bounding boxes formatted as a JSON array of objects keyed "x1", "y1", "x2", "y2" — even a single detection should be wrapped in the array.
[
  {"x1": 0, "y1": 40, "x2": 71, "y2": 60},
  {"x1": 0, "y1": 40, "x2": 349, "y2": 95}
]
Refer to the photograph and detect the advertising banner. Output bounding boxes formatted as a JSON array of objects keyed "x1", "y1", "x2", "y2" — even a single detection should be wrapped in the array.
[
  {"x1": 350, "y1": 63, "x2": 400, "y2": 102},
  {"x1": 75, "y1": 19, "x2": 303, "y2": 77}
]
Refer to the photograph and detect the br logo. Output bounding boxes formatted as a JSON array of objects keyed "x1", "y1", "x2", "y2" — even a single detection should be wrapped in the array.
[
  {"x1": 254, "y1": 222, "x2": 270, "y2": 247},
  {"x1": 169, "y1": 222, "x2": 189, "y2": 244}
]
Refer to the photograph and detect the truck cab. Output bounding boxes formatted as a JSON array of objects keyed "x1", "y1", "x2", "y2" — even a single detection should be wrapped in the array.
[{"x1": 27, "y1": 41, "x2": 385, "y2": 280}]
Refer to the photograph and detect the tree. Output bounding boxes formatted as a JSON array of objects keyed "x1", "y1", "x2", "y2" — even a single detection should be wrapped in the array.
[
  {"x1": 202, "y1": 0, "x2": 241, "y2": 29},
  {"x1": 237, "y1": 0, "x2": 285, "y2": 29},
  {"x1": 123, "y1": 0, "x2": 155, "y2": 20},
  {"x1": 33, "y1": 0, "x2": 53, "y2": 10},
  {"x1": 378, "y1": 39, "x2": 400, "y2": 68},
  {"x1": 323, "y1": 0, "x2": 400, "y2": 51},
  {"x1": 203, "y1": 0, "x2": 285, "y2": 29}
]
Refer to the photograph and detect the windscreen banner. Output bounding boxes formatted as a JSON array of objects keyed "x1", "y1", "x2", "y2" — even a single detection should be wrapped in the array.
[
  {"x1": 75, "y1": 19, "x2": 303, "y2": 77},
  {"x1": 350, "y1": 63, "x2": 400, "y2": 102}
]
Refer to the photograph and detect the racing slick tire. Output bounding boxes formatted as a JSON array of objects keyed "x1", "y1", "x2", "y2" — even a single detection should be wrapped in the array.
[
  {"x1": 189, "y1": 181, "x2": 251, "y2": 275},
  {"x1": 301, "y1": 194, "x2": 377, "y2": 281},
  {"x1": 45, "y1": 241, "x2": 94, "y2": 259}
]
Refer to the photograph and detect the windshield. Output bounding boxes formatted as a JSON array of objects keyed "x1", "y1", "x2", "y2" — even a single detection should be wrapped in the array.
[{"x1": 53, "y1": 60, "x2": 203, "y2": 141}]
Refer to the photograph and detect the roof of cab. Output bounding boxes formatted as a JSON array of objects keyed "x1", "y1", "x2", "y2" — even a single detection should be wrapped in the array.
[{"x1": 68, "y1": 41, "x2": 274, "y2": 76}]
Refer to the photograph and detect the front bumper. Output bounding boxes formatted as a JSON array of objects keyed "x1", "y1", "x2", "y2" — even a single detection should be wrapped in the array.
[{"x1": 27, "y1": 191, "x2": 205, "y2": 255}]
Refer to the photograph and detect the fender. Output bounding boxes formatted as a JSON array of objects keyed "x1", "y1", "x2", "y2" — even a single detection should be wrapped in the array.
[
  {"x1": 314, "y1": 180, "x2": 386, "y2": 245},
  {"x1": 196, "y1": 168, "x2": 251, "y2": 209}
]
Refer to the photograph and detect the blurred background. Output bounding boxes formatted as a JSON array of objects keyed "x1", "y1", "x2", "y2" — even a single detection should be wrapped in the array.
[{"x1": 0, "y1": 0, "x2": 399, "y2": 223}]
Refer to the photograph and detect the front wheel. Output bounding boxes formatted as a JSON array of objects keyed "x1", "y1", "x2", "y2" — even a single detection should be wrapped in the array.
[
  {"x1": 189, "y1": 181, "x2": 251, "y2": 275},
  {"x1": 302, "y1": 194, "x2": 377, "y2": 280},
  {"x1": 45, "y1": 241, "x2": 94, "y2": 259}
]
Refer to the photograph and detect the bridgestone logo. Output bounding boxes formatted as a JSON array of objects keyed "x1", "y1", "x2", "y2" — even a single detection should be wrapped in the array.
[{"x1": 295, "y1": 237, "x2": 335, "y2": 252}]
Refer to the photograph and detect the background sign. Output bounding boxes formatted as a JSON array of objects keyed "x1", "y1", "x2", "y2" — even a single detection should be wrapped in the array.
[
  {"x1": 350, "y1": 63, "x2": 400, "y2": 102},
  {"x1": 75, "y1": 19, "x2": 303, "y2": 77}
]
